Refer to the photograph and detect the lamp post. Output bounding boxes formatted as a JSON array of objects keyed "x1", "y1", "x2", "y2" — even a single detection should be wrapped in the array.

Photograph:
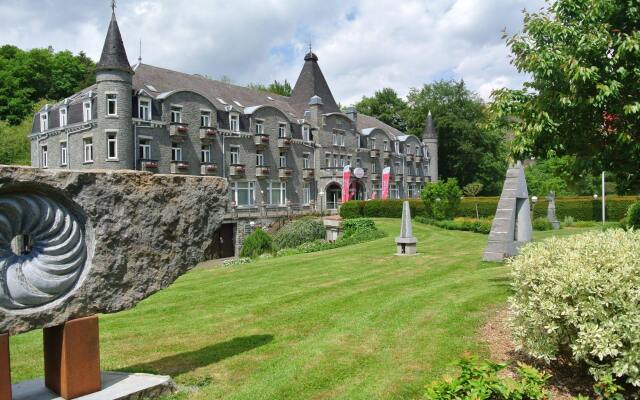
[
  {"x1": 601, "y1": 171, "x2": 606, "y2": 227},
  {"x1": 531, "y1": 196, "x2": 538, "y2": 221},
  {"x1": 319, "y1": 191, "x2": 325, "y2": 216}
]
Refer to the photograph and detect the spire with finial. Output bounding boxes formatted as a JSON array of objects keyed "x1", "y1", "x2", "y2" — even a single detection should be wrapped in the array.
[
  {"x1": 96, "y1": 0, "x2": 132, "y2": 73},
  {"x1": 422, "y1": 110, "x2": 437, "y2": 139}
]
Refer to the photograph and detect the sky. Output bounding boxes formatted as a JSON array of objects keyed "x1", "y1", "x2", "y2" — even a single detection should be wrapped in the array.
[{"x1": 0, "y1": 0, "x2": 547, "y2": 105}]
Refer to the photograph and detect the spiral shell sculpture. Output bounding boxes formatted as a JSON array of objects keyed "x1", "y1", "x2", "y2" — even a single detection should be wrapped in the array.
[{"x1": 0, "y1": 192, "x2": 88, "y2": 310}]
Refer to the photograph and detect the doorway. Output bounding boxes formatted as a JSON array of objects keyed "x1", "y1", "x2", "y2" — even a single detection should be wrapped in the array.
[{"x1": 212, "y1": 223, "x2": 235, "y2": 258}]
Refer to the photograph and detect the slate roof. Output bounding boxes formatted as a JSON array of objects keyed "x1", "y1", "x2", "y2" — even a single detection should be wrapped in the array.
[
  {"x1": 356, "y1": 113, "x2": 404, "y2": 139},
  {"x1": 289, "y1": 51, "x2": 341, "y2": 116},
  {"x1": 96, "y1": 12, "x2": 132, "y2": 73},
  {"x1": 422, "y1": 111, "x2": 437, "y2": 139}
]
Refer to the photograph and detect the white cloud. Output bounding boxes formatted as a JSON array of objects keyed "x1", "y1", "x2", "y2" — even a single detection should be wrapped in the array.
[{"x1": 0, "y1": 0, "x2": 546, "y2": 103}]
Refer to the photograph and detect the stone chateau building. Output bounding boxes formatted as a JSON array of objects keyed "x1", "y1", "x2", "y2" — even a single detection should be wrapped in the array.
[{"x1": 29, "y1": 9, "x2": 438, "y2": 256}]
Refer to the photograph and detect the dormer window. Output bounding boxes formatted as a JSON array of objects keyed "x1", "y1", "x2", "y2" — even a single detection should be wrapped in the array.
[
  {"x1": 302, "y1": 125, "x2": 310, "y2": 141},
  {"x1": 39, "y1": 113, "x2": 48, "y2": 132},
  {"x1": 255, "y1": 120, "x2": 264, "y2": 135},
  {"x1": 59, "y1": 108, "x2": 67, "y2": 127},
  {"x1": 230, "y1": 114, "x2": 239, "y2": 132},
  {"x1": 370, "y1": 138, "x2": 376, "y2": 149},
  {"x1": 383, "y1": 140, "x2": 389, "y2": 151},
  {"x1": 200, "y1": 110, "x2": 212, "y2": 127},
  {"x1": 170, "y1": 106, "x2": 182, "y2": 123},
  {"x1": 395, "y1": 141, "x2": 400, "y2": 154},
  {"x1": 83, "y1": 101, "x2": 92, "y2": 122},
  {"x1": 106, "y1": 93, "x2": 117, "y2": 116},
  {"x1": 278, "y1": 123, "x2": 287, "y2": 138},
  {"x1": 139, "y1": 98, "x2": 151, "y2": 121}
]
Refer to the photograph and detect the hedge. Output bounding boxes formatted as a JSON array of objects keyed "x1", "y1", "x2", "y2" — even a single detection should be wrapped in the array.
[{"x1": 341, "y1": 196, "x2": 640, "y2": 222}]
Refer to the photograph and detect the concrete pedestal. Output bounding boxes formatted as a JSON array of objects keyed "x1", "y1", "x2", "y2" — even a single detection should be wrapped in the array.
[
  {"x1": 12, "y1": 372, "x2": 175, "y2": 400},
  {"x1": 0, "y1": 333, "x2": 10, "y2": 400},
  {"x1": 395, "y1": 237, "x2": 418, "y2": 256}
]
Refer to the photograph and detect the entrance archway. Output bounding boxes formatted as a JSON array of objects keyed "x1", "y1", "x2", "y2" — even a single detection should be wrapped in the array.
[{"x1": 325, "y1": 182, "x2": 342, "y2": 210}]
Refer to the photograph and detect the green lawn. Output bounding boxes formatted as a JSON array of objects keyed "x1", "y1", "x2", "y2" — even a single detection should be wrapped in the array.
[{"x1": 8, "y1": 219, "x2": 589, "y2": 399}]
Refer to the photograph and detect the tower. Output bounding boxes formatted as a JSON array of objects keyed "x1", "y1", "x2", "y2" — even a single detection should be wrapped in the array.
[
  {"x1": 422, "y1": 111, "x2": 438, "y2": 182},
  {"x1": 95, "y1": 7, "x2": 134, "y2": 169},
  {"x1": 290, "y1": 51, "x2": 340, "y2": 117}
]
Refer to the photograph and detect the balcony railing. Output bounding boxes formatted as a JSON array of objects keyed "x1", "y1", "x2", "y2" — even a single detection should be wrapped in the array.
[
  {"x1": 394, "y1": 173, "x2": 403, "y2": 182},
  {"x1": 170, "y1": 160, "x2": 190, "y2": 174},
  {"x1": 369, "y1": 149, "x2": 380, "y2": 158},
  {"x1": 229, "y1": 164, "x2": 246, "y2": 178},
  {"x1": 278, "y1": 167, "x2": 293, "y2": 179},
  {"x1": 277, "y1": 137, "x2": 292, "y2": 149},
  {"x1": 383, "y1": 150, "x2": 392, "y2": 159},
  {"x1": 302, "y1": 168, "x2": 315, "y2": 180},
  {"x1": 369, "y1": 173, "x2": 380, "y2": 181},
  {"x1": 405, "y1": 154, "x2": 414, "y2": 162},
  {"x1": 415, "y1": 155, "x2": 423, "y2": 163},
  {"x1": 140, "y1": 159, "x2": 159, "y2": 172},
  {"x1": 405, "y1": 175, "x2": 415, "y2": 183},
  {"x1": 256, "y1": 165, "x2": 271, "y2": 178},
  {"x1": 415, "y1": 176, "x2": 423, "y2": 183},
  {"x1": 254, "y1": 134, "x2": 269, "y2": 148},
  {"x1": 200, "y1": 162, "x2": 218, "y2": 175},
  {"x1": 199, "y1": 127, "x2": 218, "y2": 141},
  {"x1": 169, "y1": 122, "x2": 189, "y2": 139}
]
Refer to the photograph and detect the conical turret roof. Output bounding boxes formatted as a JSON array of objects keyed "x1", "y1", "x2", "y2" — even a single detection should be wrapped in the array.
[
  {"x1": 96, "y1": 11, "x2": 132, "y2": 73},
  {"x1": 289, "y1": 51, "x2": 340, "y2": 115},
  {"x1": 422, "y1": 111, "x2": 437, "y2": 139}
]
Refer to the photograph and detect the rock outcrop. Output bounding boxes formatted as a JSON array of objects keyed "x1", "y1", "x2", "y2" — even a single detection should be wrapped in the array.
[{"x1": 0, "y1": 166, "x2": 227, "y2": 334}]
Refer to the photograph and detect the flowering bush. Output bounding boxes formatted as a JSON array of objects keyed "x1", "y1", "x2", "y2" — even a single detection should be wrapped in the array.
[
  {"x1": 627, "y1": 202, "x2": 640, "y2": 230},
  {"x1": 509, "y1": 229, "x2": 640, "y2": 386}
]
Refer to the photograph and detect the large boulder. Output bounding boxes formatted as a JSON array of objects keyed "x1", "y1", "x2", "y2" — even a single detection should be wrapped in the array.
[{"x1": 0, "y1": 166, "x2": 227, "y2": 334}]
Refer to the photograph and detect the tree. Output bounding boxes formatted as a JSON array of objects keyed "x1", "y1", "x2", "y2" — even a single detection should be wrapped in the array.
[
  {"x1": 0, "y1": 99, "x2": 52, "y2": 165},
  {"x1": 463, "y1": 182, "x2": 483, "y2": 219},
  {"x1": 421, "y1": 178, "x2": 463, "y2": 220},
  {"x1": 354, "y1": 88, "x2": 407, "y2": 132},
  {"x1": 0, "y1": 45, "x2": 95, "y2": 125},
  {"x1": 490, "y1": 0, "x2": 640, "y2": 193},
  {"x1": 247, "y1": 80, "x2": 292, "y2": 97},
  {"x1": 524, "y1": 156, "x2": 602, "y2": 197},
  {"x1": 405, "y1": 80, "x2": 508, "y2": 194}
]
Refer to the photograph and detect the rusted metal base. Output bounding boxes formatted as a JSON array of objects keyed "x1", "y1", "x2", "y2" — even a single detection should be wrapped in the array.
[
  {"x1": 0, "y1": 333, "x2": 10, "y2": 400},
  {"x1": 43, "y1": 315, "x2": 102, "y2": 399}
]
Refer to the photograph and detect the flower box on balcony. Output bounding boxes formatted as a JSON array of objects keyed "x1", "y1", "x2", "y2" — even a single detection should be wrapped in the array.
[
  {"x1": 256, "y1": 166, "x2": 271, "y2": 178},
  {"x1": 143, "y1": 161, "x2": 158, "y2": 169},
  {"x1": 169, "y1": 123, "x2": 189, "y2": 139},
  {"x1": 302, "y1": 168, "x2": 315, "y2": 180},
  {"x1": 394, "y1": 174, "x2": 403, "y2": 182},
  {"x1": 278, "y1": 137, "x2": 292, "y2": 148},
  {"x1": 254, "y1": 134, "x2": 269, "y2": 147},
  {"x1": 406, "y1": 176, "x2": 415, "y2": 183},
  {"x1": 170, "y1": 161, "x2": 189, "y2": 174},
  {"x1": 199, "y1": 128, "x2": 218, "y2": 140},
  {"x1": 369, "y1": 173, "x2": 380, "y2": 181},
  {"x1": 415, "y1": 176, "x2": 423, "y2": 183},
  {"x1": 229, "y1": 164, "x2": 245, "y2": 177},
  {"x1": 200, "y1": 163, "x2": 218, "y2": 175},
  {"x1": 369, "y1": 149, "x2": 380, "y2": 158},
  {"x1": 383, "y1": 150, "x2": 392, "y2": 159},
  {"x1": 405, "y1": 154, "x2": 414, "y2": 162},
  {"x1": 278, "y1": 167, "x2": 293, "y2": 179},
  {"x1": 415, "y1": 155, "x2": 423, "y2": 163}
]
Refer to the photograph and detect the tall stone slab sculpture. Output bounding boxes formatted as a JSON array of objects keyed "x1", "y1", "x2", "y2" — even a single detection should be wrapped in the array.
[
  {"x1": 395, "y1": 201, "x2": 418, "y2": 255},
  {"x1": 483, "y1": 162, "x2": 532, "y2": 262},
  {"x1": 0, "y1": 166, "x2": 227, "y2": 400},
  {"x1": 546, "y1": 191, "x2": 560, "y2": 230}
]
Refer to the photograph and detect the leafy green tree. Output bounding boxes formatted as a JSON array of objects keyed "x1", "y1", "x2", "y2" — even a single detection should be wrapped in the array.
[
  {"x1": 0, "y1": 99, "x2": 52, "y2": 165},
  {"x1": 247, "y1": 80, "x2": 292, "y2": 97},
  {"x1": 405, "y1": 80, "x2": 508, "y2": 194},
  {"x1": 491, "y1": 0, "x2": 640, "y2": 193},
  {"x1": 462, "y1": 182, "x2": 483, "y2": 219},
  {"x1": 421, "y1": 178, "x2": 463, "y2": 220},
  {"x1": 354, "y1": 88, "x2": 407, "y2": 132},
  {"x1": 524, "y1": 156, "x2": 601, "y2": 197},
  {"x1": 0, "y1": 45, "x2": 95, "y2": 125}
]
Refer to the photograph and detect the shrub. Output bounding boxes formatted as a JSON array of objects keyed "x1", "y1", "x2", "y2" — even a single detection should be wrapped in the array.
[
  {"x1": 341, "y1": 218, "x2": 376, "y2": 237},
  {"x1": 339, "y1": 201, "x2": 366, "y2": 219},
  {"x1": 239, "y1": 228, "x2": 273, "y2": 258},
  {"x1": 509, "y1": 229, "x2": 640, "y2": 386},
  {"x1": 562, "y1": 215, "x2": 575, "y2": 227},
  {"x1": 421, "y1": 179, "x2": 463, "y2": 220},
  {"x1": 272, "y1": 217, "x2": 325, "y2": 250},
  {"x1": 532, "y1": 217, "x2": 552, "y2": 231},
  {"x1": 415, "y1": 216, "x2": 492, "y2": 234},
  {"x1": 626, "y1": 202, "x2": 640, "y2": 230},
  {"x1": 424, "y1": 358, "x2": 549, "y2": 400}
]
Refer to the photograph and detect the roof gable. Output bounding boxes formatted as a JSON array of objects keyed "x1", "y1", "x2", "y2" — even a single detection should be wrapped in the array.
[{"x1": 289, "y1": 52, "x2": 340, "y2": 116}]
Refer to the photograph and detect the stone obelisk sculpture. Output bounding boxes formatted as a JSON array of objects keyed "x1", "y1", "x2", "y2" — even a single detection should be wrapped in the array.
[
  {"x1": 395, "y1": 201, "x2": 418, "y2": 255},
  {"x1": 546, "y1": 191, "x2": 560, "y2": 230},
  {"x1": 483, "y1": 161, "x2": 532, "y2": 262}
]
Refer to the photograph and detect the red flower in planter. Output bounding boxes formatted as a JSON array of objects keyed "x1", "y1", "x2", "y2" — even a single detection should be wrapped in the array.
[
  {"x1": 206, "y1": 164, "x2": 217, "y2": 172},
  {"x1": 178, "y1": 163, "x2": 189, "y2": 169},
  {"x1": 177, "y1": 126, "x2": 188, "y2": 133},
  {"x1": 261, "y1": 136, "x2": 270, "y2": 143},
  {"x1": 145, "y1": 161, "x2": 158, "y2": 169},
  {"x1": 206, "y1": 129, "x2": 217, "y2": 136}
]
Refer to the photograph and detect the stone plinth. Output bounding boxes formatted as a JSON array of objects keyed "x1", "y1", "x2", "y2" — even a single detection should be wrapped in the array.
[
  {"x1": 395, "y1": 201, "x2": 417, "y2": 256},
  {"x1": 483, "y1": 162, "x2": 532, "y2": 262},
  {"x1": 546, "y1": 191, "x2": 560, "y2": 230},
  {"x1": 323, "y1": 216, "x2": 343, "y2": 242}
]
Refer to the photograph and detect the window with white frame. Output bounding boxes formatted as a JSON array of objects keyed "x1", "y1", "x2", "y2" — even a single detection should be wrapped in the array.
[
  {"x1": 268, "y1": 181, "x2": 287, "y2": 205},
  {"x1": 371, "y1": 162, "x2": 377, "y2": 173},
  {"x1": 200, "y1": 110, "x2": 212, "y2": 127},
  {"x1": 106, "y1": 93, "x2": 117, "y2": 116},
  {"x1": 230, "y1": 114, "x2": 239, "y2": 132},
  {"x1": 170, "y1": 106, "x2": 182, "y2": 123},
  {"x1": 395, "y1": 161, "x2": 401, "y2": 173},
  {"x1": 303, "y1": 153, "x2": 310, "y2": 169},
  {"x1": 370, "y1": 138, "x2": 376, "y2": 149},
  {"x1": 278, "y1": 123, "x2": 286, "y2": 138},
  {"x1": 83, "y1": 138, "x2": 93, "y2": 162},
  {"x1": 229, "y1": 146, "x2": 239, "y2": 165},
  {"x1": 332, "y1": 132, "x2": 338, "y2": 146},
  {"x1": 231, "y1": 181, "x2": 255, "y2": 206},
  {"x1": 373, "y1": 183, "x2": 381, "y2": 199},
  {"x1": 139, "y1": 98, "x2": 151, "y2": 121},
  {"x1": 138, "y1": 139, "x2": 151, "y2": 160},
  {"x1": 390, "y1": 184, "x2": 399, "y2": 199},
  {"x1": 325, "y1": 153, "x2": 331, "y2": 167},
  {"x1": 340, "y1": 133, "x2": 345, "y2": 147},
  {"x1": 60, "y1": 142, "x2": 68, "y2": 166},
  {"x1": 416, "y1": 146, "x2": 421, "y2": 156},
  {"x1": 171, "y1": 142, "x2": 182, "y2": 161},
  {"x1": 383, "y1": 140, "x2": 389, "y2": 151},
  {"x1": 333, "y1": 155, "x2": 339, "y2": 168},
  {"x1": 59, "y1": 108, "x2": 67, "y2": 127},
  {"x1": 302, "y1": 125, "x2": 310, "y2": 141},
  {"x1": 340, "y1": 156, "x2": 345, "y2": 167},
  {"x1": 201, "y1": 144, "x2": 212, "y2": 163},
  {"x1": 356, "y1": 158, "x2": 361, "y2": 167},
  {"x1": 256, "y1": 151, "x2": 265, "y2": 166},
  {"x1": 40, "y1": 113, "x2": 48, "y2": 132},
  {"x1": 279, "y1": 152, "x2": 287, "y2": 168},
  {"x1": 83, "y1": 101, "x2": 92, "y2": 122},
  {"x1": 303, "y1": 183, "x2": 311, "y2": 205},
  {"x1": 107, "y1": 132, "x2": 118, "y2": 160},
  {"x1": 41, "y1": 145, "x2": 48, "y2": 168},
  {"x1": 255, "y1": 120, "x2": 264, "y2": 135},
  {"x1": 395, "y1": 141, "x2": 400, "y2": 154}
]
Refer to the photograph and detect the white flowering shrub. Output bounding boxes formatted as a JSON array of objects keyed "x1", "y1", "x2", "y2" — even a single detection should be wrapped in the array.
[{"x1": 509, "y1": 229, "x2": 640, "y2": 386}]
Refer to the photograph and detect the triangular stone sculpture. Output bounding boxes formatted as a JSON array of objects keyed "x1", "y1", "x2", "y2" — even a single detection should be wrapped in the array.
[
  {"x1": 396, "y1": 201, "x2": 418, "y2": 255},
  {"x1": 483, "y1": 161, "x2": 532, "y2": 262}
]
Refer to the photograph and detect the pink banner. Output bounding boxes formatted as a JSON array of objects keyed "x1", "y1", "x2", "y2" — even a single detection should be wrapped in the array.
[
  {"x1": 342, "y1": 165, "x2": 351, "y2": 203},
  {"x1": 381, "y1": 167, "x2": 391, "y2": 199}
]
